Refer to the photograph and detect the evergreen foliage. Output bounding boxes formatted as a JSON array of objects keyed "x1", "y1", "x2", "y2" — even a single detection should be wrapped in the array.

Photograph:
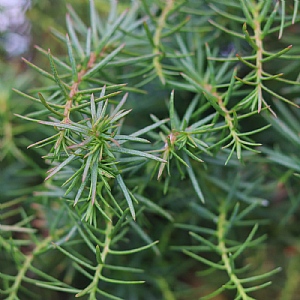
[{"x1": 1, "y1": 0, "x2": 300, "y2": 299}]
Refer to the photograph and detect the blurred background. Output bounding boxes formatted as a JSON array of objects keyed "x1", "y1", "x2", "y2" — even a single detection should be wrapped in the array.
[{"x1": 0, "y1": 0, "x2": 67, "y2": 192}]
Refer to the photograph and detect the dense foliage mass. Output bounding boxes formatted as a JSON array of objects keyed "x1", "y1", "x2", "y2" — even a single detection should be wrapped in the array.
[{"x1": 1, "y1": 1, "x2": 300, "y2": 299}]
